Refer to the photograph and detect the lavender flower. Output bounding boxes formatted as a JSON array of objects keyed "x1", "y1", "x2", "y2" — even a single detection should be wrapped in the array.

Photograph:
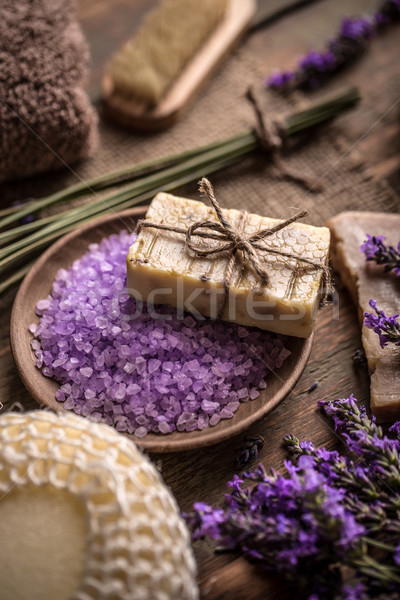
[
  {"x1": 267, "y1": 70, "x2": 294, "y2": 89},
  {"x1": 266, "y1": 1, "x2": 399, "y2": 92},
  {"x1": 352, "y1": 348, "x2": 367, "y2": 366},
  {"x1": 374, "y1": 0, "x2": 400, "y2": 26},
  {"x1": 11, "y1": 198, "x2": 35, "y2": 226},
  {"x1": 389, "y1": 421, "x2": 400, "y2": 439},
  {"x1": 319, "y1": 395, "x2": 400, "y2": 493},
  {"x1": 338, "y1": 16, "x2": 374, "y2": 41},
  {"x1": 299, "y1": 50, "x2": 336, "y2": 71},
  {"x1": 364, "y1": 299, "x2": 400, "y2": 348},
  {"x1": 186, "y1": 395, "x2": 400, "y2": 597},
  {"x1": 266, "y1": 16, "x2": 373, "y2": 90},
  {"x1": 360, "y1": 233, "x2": 400, "y2": 276},
  {"x1": 394, "y1": 543, "x2": 400, "y2": 566},
  {"x1": 340, "y1": 583, "x2": 368, "y2": 600},
  {"x1": 235, "y1": 435, "x2": 264, "y2": 470},
  {"x1": 187, "y1": 457, "x2": 364, "y2": 597}
]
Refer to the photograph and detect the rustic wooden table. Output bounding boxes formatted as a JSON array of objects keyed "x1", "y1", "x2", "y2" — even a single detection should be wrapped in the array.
[{"x1": 1, "y1": 1, "x2": 399, "y2": 598}]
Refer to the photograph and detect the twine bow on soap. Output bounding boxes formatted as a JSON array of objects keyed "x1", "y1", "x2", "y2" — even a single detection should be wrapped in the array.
[{"x1": 136, "y1": 178, "x2": 331, "y2": 317}]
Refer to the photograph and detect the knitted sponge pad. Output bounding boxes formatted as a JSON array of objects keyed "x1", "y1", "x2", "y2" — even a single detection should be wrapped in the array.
[
  {"x1": 0, "y1": 410, "x2": 198, "y2": 600},
  {"x1": 0, "y1": 0, "x2": 98, "y2": 183}
]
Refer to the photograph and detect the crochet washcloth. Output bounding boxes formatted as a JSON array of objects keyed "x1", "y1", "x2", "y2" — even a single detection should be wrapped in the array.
[{"x1": 0, "y1": 0, "x2": 98, "y2": 184}]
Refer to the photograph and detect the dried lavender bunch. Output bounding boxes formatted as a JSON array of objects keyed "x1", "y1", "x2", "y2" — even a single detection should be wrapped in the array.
[
  {"x1": 352, "y1": 348, "x2": 367, "y2": 366},
  {"x1": 235, "y1": 435, "x2": 264, "y2": 469},
  {"x1": 360, "y1": 234, "x2": 400, "y2": 277},
  {"x1": 185, "y1": 396, "x2": 400, "y2": 598},
  {"x1": 267, "y1": 0, "x2": 400, "y2": 91},
  {"x1": 364, "y1": 299, "x2": 400, "y2": 348},
  {"x1": 318, "y1": 396, "x2": 400, "y2": 491}
]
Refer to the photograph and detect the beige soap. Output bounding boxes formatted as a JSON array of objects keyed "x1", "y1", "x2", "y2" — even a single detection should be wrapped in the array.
[
  {"x1": 127, "y1": 192, "x2": 330, "y2": 337},
  {"x1": 327, "y1": 211, "x2": 400, "y2": 421}
]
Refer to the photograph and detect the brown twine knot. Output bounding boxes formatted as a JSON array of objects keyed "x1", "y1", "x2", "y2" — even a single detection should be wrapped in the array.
[
  {"x1": 136, "y1": 178, "x2": 331, "y2": 318},
  {"x1": 245, "y1": 87, "x2": 323, "y2": 193}
]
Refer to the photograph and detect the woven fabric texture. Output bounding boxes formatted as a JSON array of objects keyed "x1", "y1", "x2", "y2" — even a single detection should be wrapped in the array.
[
  {"x1": 0, "y1": 48, "x2": 398, "y2": 223},
  {"x1": 0, "y1": 0, "x2": 98, "y2": 184}
]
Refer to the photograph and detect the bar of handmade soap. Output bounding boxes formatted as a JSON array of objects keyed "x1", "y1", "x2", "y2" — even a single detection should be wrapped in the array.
[
  {"x1": 327, "y1": 211, "x2": 400, "y2": 421},
  {"x1": 127, "y1": 192, "x2": 330, "y2": 338}
]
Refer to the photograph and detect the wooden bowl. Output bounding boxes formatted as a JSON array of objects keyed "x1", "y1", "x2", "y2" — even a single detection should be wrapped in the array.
[{"x1": 10, "y1": 208, "x2": 313, "y2": 452}]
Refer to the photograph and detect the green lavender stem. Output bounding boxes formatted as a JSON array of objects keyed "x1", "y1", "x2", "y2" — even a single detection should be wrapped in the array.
[
  {"x1": 351, "y1": 554, "x2": 400, "y2": 585},
  {"x1": 0, "y1": 132, "x2": 252, "y2": 232},
  {"x1": 0, "y1": 135, "x2": 255, "y2": 266},
  {"x1": 0, "y1": 263, "x2": 33, "y2": 297}
]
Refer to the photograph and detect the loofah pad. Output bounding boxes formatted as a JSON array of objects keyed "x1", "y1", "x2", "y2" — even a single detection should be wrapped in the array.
[
  {"x1": 0, "y1": 410, "x2": 198, "y2": 600},
  {"x1": 0, "y1": 0, "x2": 98, "y2": 184}
]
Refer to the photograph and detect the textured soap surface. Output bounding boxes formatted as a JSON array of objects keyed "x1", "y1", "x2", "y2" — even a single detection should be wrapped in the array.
[
  {"x1": 127, "y1": 193, "x2": 330, "y2": 337},
  {"x1": 327, "y1": 211, "x2": 400, "y2": 421}
]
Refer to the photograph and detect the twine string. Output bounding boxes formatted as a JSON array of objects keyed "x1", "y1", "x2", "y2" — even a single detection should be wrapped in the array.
[
  {"x1": 245, "y1": 87, "x2": 323, "y2": 193},
  {"x1": 136, "y1": 177, "x2": 331, "y2": 317}
]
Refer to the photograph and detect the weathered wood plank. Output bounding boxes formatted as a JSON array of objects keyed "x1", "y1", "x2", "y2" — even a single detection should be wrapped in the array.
[{"x1": 0, "y1": 1, "x2": 399, "y2": 598}]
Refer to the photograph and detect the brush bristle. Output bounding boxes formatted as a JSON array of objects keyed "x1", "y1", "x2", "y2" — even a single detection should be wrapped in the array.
[{"x1": 108, "y1": 0, "x2": 229, "y2": 106}]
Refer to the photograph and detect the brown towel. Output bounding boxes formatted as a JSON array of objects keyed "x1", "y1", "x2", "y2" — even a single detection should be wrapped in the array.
[{"x1": 0, "y1": 0, "x2": 98, "y2": 184}]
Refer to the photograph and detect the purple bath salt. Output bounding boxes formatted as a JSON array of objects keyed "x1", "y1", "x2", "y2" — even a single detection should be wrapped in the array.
[{"x1": 29, "y1": 230, "x2": 291, "y2": 437}]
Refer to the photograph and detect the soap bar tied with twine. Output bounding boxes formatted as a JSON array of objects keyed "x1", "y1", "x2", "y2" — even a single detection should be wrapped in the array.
[{"x1": 136, "y1": 177, "x2": 332, "y2": 318}]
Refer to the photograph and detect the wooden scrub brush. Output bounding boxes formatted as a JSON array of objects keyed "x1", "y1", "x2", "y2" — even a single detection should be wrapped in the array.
[{"x1": 102, "y1": 0, "x2": 256, "y2": 131}]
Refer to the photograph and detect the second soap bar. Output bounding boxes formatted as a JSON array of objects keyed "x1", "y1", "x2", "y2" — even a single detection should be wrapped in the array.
[{"x1": 127, "y1": 192, "x2": 330, "y2": 337}]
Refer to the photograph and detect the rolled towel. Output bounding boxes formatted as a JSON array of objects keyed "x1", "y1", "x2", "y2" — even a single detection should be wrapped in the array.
[{"x1": 0, "y1": 0, "x2": 98, "y2": 184}]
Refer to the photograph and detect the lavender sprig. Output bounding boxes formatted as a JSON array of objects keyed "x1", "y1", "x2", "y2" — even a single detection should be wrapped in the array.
[
  {"x1": 267, "y1": 1, "x2": 400, "y2": 91},
  {"x1": 185, "y1": 396, "x2": 400, "y2": 597},
  {"x1": 235, "y1": 435, "x2": 264, "y2": 469},
  {"x1": 375, "y1": 0, "x2": 400, "y2": 25},
  {"x1": 187, "y1": 460, "x2": 364, "y2": 596},
  {"x1": 364, "y1": 299, "x2": 400, "y2": 348},
  {"x1": 283, "y1": 435, "x2": 385, "y2": 507},
  {"x1": 287, "y1": 403, "x2": 400, "y2": 539},
  {"x1": 319, "y1": 395, "x2": 400, "y2": 489},
  {"x1": 360, "y1": 234, "x2": 400, "y2": 277}
]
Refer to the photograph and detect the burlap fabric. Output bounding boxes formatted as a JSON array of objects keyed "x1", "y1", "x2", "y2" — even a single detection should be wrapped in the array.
[{"x1": 0, "y1": 49, "x2": 398, "y2": 226}]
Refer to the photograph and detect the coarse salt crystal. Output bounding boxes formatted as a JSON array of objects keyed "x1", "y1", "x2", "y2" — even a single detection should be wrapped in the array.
[
  {"x1": 148, "y1": 358, "x2": 161, "y2": 374},
  {"x1": 36, "y1": 299, "x2": 51, "y2": 313},
  {"x1": 134, "y1": 426, "x2": 148, "y2": 438},
  {"x1": 158, "y1": 421, "x2": 171, "y2": 434},
  {"x1": 80, "y1": 367, "x2": 93, "y2": 378},
  {"x1": 30, "y1": 230, "x2": 290, "y2": 437},
  {"x1": 201, "y1": 399, "x2": 220, "y2": 413},
  {"x1": 220, "y1": 408, "x2": 234, "y2": 419},
  {"x1": 209, "y1": 414, "x2": 221, "y2": 426}
]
